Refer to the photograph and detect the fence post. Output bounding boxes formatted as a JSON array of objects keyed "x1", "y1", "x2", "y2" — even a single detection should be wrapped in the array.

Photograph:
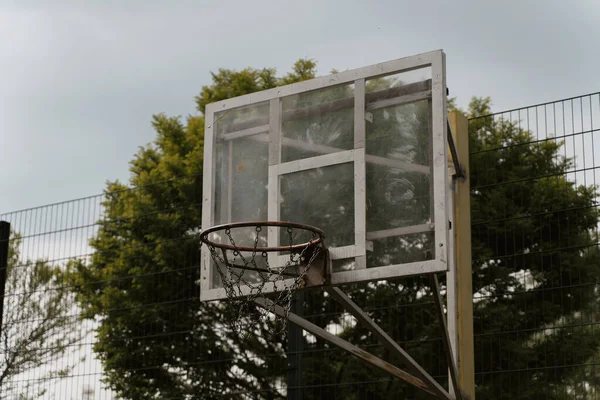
[
  {"x1": 449, "y1": 112, "x2": 475, "y2": 399},
  {"x1": 0, "y1": 221, "x2": 10, "y2": 340}
]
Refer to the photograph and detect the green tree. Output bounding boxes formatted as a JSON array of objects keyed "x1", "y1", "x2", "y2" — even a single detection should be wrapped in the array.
[{"x1": 0, "y1": 233, "x2": 83, "y2": 399}]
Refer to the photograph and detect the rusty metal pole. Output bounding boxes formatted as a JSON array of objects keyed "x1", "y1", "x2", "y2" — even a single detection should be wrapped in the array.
[{"x1": 0, "y1": 221, "x2": 10, "y2": 340}]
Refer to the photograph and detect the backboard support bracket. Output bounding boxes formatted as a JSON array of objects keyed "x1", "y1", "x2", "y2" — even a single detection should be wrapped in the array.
[
  {"x1": 255, "y1": 277, "x2": 464, "y2": 400},
  {"x1": 431, "y1": 274, "x2": 464, "y2": 400},
  {"x1": 447, "y1": 120, "x2": 465, "y2": 179}
]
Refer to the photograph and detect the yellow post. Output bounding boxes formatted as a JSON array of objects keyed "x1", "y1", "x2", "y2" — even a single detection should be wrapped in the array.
[{"x1": 449, "y1": 111, "x2": 475, "y2": 399}]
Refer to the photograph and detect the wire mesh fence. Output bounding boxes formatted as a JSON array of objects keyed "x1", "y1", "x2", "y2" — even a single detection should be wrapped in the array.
[
  {"x1": 0, "y1": 91, "x2": 599, "y2": 399},
  {"x1": 0, "y1": 196, "x2": 108, "y2": 399},
  {"x1": 0, "y1": 184, "x2": 449, "y2": 399},
  {"x1": 0, "y1": 186, "x2": 446, "y2": 399},
  {"x1": 470, "y1": 92, "x2": 600, "y2": 399}
]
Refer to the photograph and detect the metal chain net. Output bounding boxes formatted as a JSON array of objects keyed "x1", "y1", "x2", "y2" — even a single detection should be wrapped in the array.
[{"x1": 202, "y1": 225, "x2": 323, "y2": 338}]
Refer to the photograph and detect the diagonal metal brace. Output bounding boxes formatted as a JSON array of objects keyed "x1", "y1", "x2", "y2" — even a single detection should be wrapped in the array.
[
  {"x1": 254, "y1": 297, "x2": 437, "y2": 396},
  {"x1": 325, "y1": 287, "x2": 453, "y2": 400},
  {"x1": 431, "y1": 274, "x2": 463, "y2": 400},
  {"x1": 447, "y1": 120, "x2": 465, "y2": 179}
]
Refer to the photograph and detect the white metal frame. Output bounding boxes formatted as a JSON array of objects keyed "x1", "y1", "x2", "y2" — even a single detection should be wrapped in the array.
[{"x1": 201, "y1": 50, "x2": 449, "y2": 301}]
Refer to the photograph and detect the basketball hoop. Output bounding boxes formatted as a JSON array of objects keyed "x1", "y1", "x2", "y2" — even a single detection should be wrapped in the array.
[
  {"x1": 200, "y1": 221, "x2": 328, "y2": 336},
  {"x1": 196, "y1": 51, "x2": 467, "y2": 398}
]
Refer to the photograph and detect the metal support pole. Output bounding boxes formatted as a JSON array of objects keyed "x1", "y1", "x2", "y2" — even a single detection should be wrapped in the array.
[
  {"x1": 254, "y1": 297, "x2": 436, "y2": 396},
  {"x1": 0, "y1": 221, "x2": 10, "y2": 341},
  {"x1": 287, "y1": 292, "x2": 304, "y2": 400},
  {"x1": 431, "y1": 274, "x2": 462, "y2": 400},
  {"x1": 449, "y1": 111, "x2": 475, "y2": 399},
  {"x1": 325, "y1": 287, "x2": 452, "y2": 399},
  {"x1": 446, "y1": 130, "x2": 458, "y2": 397}
]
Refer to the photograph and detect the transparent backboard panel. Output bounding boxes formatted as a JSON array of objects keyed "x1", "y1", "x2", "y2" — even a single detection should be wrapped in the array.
[
  {"x1": 365, "y1": 66, "x2": 432, "y2": 94},
  {"x1": 202, "y1": 51, "x2": 448, "y2": 300},
  {"x1": 279, "y1": 162, "x2": 355, "y2": 247},
  {"x1": 215, "y1": 101, "x2": 269, "y2": 137},
  {"x1": 214, "y1": 102, "x2": 270, "y2": 225},
  {"x1": 282, "y1": 84, "x2": 354, "y2": 162},
  {"x1": 213, "y1": 102, "x2": 270, "y2": 287},
  {"x1": 365, "y1": 67, "x2": 434, "y2": 268},
  {"x1": 333, "y1": 234, "x2": 434, "y2": 273}
]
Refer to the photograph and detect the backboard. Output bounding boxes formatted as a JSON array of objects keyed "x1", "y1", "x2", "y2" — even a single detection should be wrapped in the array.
[{"x1": 201, "y1": 50, "x2": 449, "y2": 301}]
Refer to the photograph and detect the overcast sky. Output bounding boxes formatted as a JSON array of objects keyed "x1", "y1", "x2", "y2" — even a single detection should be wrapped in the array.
[{"x1": 1, "y1": 0, "x2": 599, "y2": 213}]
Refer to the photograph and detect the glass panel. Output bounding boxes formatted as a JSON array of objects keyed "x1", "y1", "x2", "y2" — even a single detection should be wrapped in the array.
[
  {"x1": 280, "y1": 163, "x2": 354, "y2": 248},
  {"x1": 365, "y1": 67, "x2": 434, "y2": 267},
  {"x1": 212, "y1": 103, "x2": 270, "y2": 289},
  {"x1": 365, "y1": 67, "x2": 431, "y2": 95},
  {"x1": 366, "y1": 161, "x2": 431, "y2": 231},
  {"x1": 215, "y1": 102, "x2": 269, "y2": 137},
  {"x1": 214, "y1": 103, "x2": 270, "y2": 226},
  {"x1": 281, "y1": 84, "x2": 354, "y2": 162},
  {"x1": 366, "y1": 232, "x2": 435, "y2": 267},
  {"x1": 214, "y1": 137, "x2": 269, "y2": 225}
]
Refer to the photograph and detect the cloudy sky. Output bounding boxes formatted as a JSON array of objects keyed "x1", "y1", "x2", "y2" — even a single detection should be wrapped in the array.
[{"x1": 1, "y1": 0, "x2": 599, "y2": 213}]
